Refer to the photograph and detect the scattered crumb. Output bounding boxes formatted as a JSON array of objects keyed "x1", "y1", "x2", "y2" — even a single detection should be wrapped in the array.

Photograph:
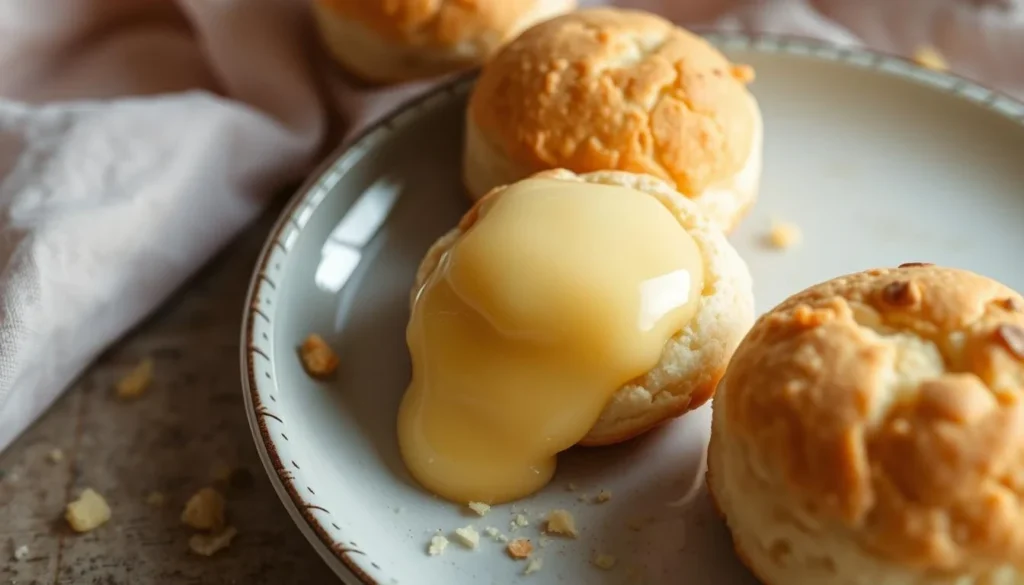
[
  {"x1": 510, "y1": 513, "x2": 529, "y2": 532},
  {"x1": 731, "y1": 64, "x2": 755, "y2": 83},
  {"x1": 299, "y1": 334, "x2": 339, "y2": 378},
  {"x1": 188, "y1": 526, "x2": 237, "y2": 557},
  {"x1": 427, "y1": 534, "x2": 449, "y2": 556},
  {"x1": 146, "y1": 491, "x2": 166, "y2": 507},
  {"x1": 116, "y1": 358, "x2": 154, "y2": 399},
  {"x1": 181, "y1": 487, "x2": 226, "y2": 532},
  {"x1": 538, "y1": 537, "x2": 551, "y2": 548},
  {"x1": 592, "y1": 552, "x2": 617, "y2": 570},
  {"x1": 453, "y1": 526, "x2": 480, "y2": 549},
  {"x1": 467, "y1": 502, "x2": 490, "y2": 516},
  {"x1": 544, "y1": 510, "x2": 578, "y2": 538},
  {"x1": 47, "y1": 448, "x2": 65, "y2": 464},
  {"x1": 577, "y1": 493, "x2": 589, "y2": 503},
  {"x1": 65, "y1": 488, "x2": 112, "y2": 533},
  {"x1": 913, "y1": 45, "x2": 948, "y2": 71},
  {"x1": 12, "y1": 544, "x2": 28, "y2": 561},
  {"x1": 566, "y1": 483, "x2": 577, "y2": 492},
  {"x1": 211, "y1": 462, "x2": 233, "y2": 483},
  {"x1": 767, "y1": 219, "x2": 802, "y2": 250},
  {"x1": 484, "y1": 527, "x2": 508, "y2": 543},
  {"x1": 595, "y1": 490, "x2": 612, "y2": 504},
  {"x1": 506, "y1": 538, "x2": 533, "y2": 559},
  {"x1": 523, "y1": 557, "x2": 543, "y2": 575}
]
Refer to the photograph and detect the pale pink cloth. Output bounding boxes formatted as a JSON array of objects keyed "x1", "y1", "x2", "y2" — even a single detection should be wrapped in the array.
[{"x1": 0, "y1": 0, "x2": 1022, "y2": 451}]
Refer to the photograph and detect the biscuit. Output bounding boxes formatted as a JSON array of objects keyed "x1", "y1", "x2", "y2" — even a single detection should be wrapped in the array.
[
  {"x1": 312, "y1": 0, "x2": 575, "y2": 84},
  {"x1": 708, "y1": 263, "x2": 1024, "y2": 585},
  {"x1": 412, "y1": 169, "x2": 754, "y2": 445},
  {"x1": 464, "y1": 8, "x2": 762, "y2": 232}
]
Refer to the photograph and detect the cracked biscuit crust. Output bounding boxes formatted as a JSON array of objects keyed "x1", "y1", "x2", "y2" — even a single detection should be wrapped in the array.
[
  {"x1": 315, "y1": 0, "x2": 553, "y2": 49},
  {"x1": 720, "y1": 264, "x2": 1024, "y2": 572},
  {"x1": 468, "y1": 8, "x2": 756, "y2": 198}
]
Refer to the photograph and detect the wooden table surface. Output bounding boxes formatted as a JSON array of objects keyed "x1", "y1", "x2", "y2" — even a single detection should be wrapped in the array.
[{"x1": 0, "y1": 202, "x2": 338, "y2": 585}]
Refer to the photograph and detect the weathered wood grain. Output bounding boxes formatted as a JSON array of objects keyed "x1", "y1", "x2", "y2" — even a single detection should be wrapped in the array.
[{"x1": 0, "y1": 204, "x2": 337, "y2": 585}]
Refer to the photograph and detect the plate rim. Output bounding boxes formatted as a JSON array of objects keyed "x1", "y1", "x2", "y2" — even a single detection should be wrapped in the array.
[{"x1": 239, "y1": 31, "x2": 1024, "y2": 585}]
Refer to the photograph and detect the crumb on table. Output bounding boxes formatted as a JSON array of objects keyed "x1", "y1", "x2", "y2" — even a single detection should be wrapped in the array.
[
  {"x1": 65, "y1": 488, "x2": 112, "y2": 533},
  {"x1": 181, "y1": 487, "x2": 226, "y2": 532},
  {"x1": 913, "y1": 45, "x2": 948, "y2": 71},
  {"x1": 767, "y1": 220, "x2": 802, "y2": 250},
  {"x1": 299, "y1": 334, "x2": 339, "y2": 378},
  {"x1": 544, "y1": 509, "x2": 578, "y2": 538},
  {"x1": 116, "y1": 357, "x2": 154, "y2": 399},
  {"x1": 47, "y1": 448, "x2": 65, "y2": 464},
  {"x1": 594, "y1": 490, "x2": 612, "y2": 503},
  {"x1": 12, "y1": 544, "x2": 29, "y2": 561},
  {"x1": 506, "y1": 538, "x2": 533, "y2": 559},
  {"x1": 189, "y1": 526, "x2": 238, "y2": 557}
]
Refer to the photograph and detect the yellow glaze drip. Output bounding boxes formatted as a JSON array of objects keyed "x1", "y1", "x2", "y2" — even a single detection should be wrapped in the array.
[{"x1": 398, "y1": 178, "x2": 704, "y2": 503}]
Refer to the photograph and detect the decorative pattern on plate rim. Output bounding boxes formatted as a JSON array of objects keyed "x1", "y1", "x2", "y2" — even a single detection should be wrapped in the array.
[{"x1": 240, "y1": 33, "x2": 1024, "y2": 585}]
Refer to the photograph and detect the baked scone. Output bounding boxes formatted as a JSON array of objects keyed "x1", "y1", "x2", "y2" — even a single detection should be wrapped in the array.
[
  {"x1": 708, "y1": 263, "x2": 1024, "y2": 585},
  {"x1": 412, "y1": 168, "x2": 754, "y2": 445},
  {"x1": 464, "y1": 8, "x2": 762, "y2": 233},
  {"x1": 312, "y1": 0, "x2": 576, "y2": 84}
]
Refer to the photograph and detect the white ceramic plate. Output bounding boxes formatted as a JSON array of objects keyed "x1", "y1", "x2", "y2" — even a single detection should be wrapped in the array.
[{"x1": 241, "y1": 33, "x2": 1024, "y2": 585}]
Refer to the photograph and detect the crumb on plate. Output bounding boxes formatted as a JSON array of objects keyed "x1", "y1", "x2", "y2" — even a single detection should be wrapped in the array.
[
  {"x1": 453, "y1": 526, "x2": 480, "y2": 549},
  {"x1": 592, "y1": 552, "x2": 617, "y2": 570},
  {"x1": 467, "y1": 501, "x2": 490, "y2": 516},
  {"x1": 767, "y1": 219, "x2": 802, "y2": 250},
  {"x1": 544, "y1": 509, "x2": 578, "y2": 538},
  {"x1": 594, "y1": 490, "x2": 612, "y2": 503},
  {"x1": 65, "y1": 488, "x2": 112, "y2": 533},
  {"x1": 523, "y1": 557, "x2": 543, "y2": 575},
  {"x1": 913, "y1": 45, "x2": 948, "y2": 71},
  {"x1": 181, "y1": 487, "x2": 226, "y2": 532},
  {"x1": 116, "y1": 357, "x2": 154, "y2": 399},
  {"x1": 299, "y1": 334, "x2": 339, "y2": 378},
  {"x1": 189, "y1": 526, "x2": 237, "y2": 557},
  {"x1": 506, "y1": 538, "x2": 533, "y2": 559},
  {"x1": 427, "y1": 534, "x2": 449, "y2": 556}
]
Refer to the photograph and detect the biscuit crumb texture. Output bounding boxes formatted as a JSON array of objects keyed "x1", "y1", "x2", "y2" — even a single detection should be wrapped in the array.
[
  {"x1": 595, "y1": 490, "x2": 612, "y2": 503},
  {"x1": 467, "y1": 501, "x2": 490, "y2": 516},
  {"x1": 12, "y1": 543, "x2": 29, "y2": 561},
  {"x1": 181, "y1": 487, "x2": 226, "y2": 531},
  {"x1": 767, "y1": 219, "x2": 801, "y2": 249},
  {"x1": 116, "y1": 357, "x2": 154, "y2": 399},
  {"x1": 592, "y1": 552, "x2": 617, "y2": 570},
  {"x1": 507, "y1": 538, "x2": 533, "y2": 559},
  {"x1": 299, "y1": 334, "x2": 339, "y2": 378},
  {"x1": 427, "y1": 534, "x2": 449, "y2": 556},
  {"x1": 913, "y1": 45, "x2": 948, "y2": 71},
  {"x1": 453, "y1": 526, "x2": 480, "y2": 549},
  {"x1": 545, "y1": 509, "x2": 578, "y2": 538},
  {"x1": 65, "y1": 488, "x2": 112, "y2": 533},
  {"x1": 189, "y1": 526, "x2": 237, "y2": 557},
  {"x1": 524, "y1": 557, "x2": 543, "y2": 575},
  {"x1": 47, "y1": 448, "x2": 65, "y2": 464}
]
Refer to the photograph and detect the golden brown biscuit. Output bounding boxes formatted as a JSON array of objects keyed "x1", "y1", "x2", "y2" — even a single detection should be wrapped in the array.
[
  {"x1": 412, "y1": 168, "x2": 755, "y2": 445},
  {"x1": 464, "y1": 8, "x2": 761, "y2": 232},
  {"x1": 312, "y1": 0, "x2": 576, "y2": 84},
  {"x1": 708, "y1": 263, "x2": 1024, "y2": 585}
]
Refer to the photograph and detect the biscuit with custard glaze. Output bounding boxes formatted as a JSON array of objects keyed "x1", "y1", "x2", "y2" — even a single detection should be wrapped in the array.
[
  {"x1": 412, "y1": 169, "x2": 755, "y2": 445},
  {"x1": 464, "y1": 8, "x2": 762, "y2": 232},
  {"x1": 312, "y1": 0, "x2": 575, "y2": 84},
  {"x1": 708, "y1": 263, "x2": 1024, "y2": 585}
]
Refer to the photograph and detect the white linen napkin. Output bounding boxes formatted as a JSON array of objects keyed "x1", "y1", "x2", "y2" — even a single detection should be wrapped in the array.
[{"x1": 1, "y1": 0, "x2": 1022, "y2": 452}]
